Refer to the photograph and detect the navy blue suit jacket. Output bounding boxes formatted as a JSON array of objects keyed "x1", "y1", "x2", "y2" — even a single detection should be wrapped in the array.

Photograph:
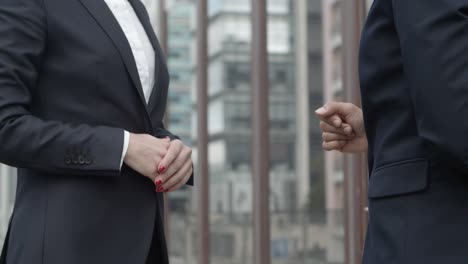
[
  {"x1": 0, "y1": 0, "x2": 192, "y2": 263},
  {"x1": 361, "y1": 0, "x2": 468, "y2": 263}
]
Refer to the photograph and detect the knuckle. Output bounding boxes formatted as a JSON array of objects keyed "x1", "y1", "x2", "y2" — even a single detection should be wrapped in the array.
[
  {"x1": 178, "y1": 143, "x2": 184, "y2": 151},
  {"x1": 168, "y1": 153, "x2": 177, "y2": 161},
  {"x1": 185, "y1": 147, "x2": 192, "y2": 156},
  {"x1": 160, "y1": 147, "x2": 168, "y2": 155}
]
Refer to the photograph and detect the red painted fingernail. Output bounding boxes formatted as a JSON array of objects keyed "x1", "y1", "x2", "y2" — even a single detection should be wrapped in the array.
[
  {"x1": 158, "y1": 165, "x2": 166, "y2": 174},
  {"x1": 157, "y1": 186, "x2": 165, "y2": 192},
  {"x1": 155, "y1": 179, "x2": 163, "y2": 186}
]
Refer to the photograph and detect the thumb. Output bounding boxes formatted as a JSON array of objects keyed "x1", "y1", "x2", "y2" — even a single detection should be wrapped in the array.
[
  {"x1": 315, "y1": 102, "x2": 345, "y2": 117},
  {"x1": 316, "y1": 102, "x2": 349, "y2": 128},
  {"x1": 316, "y1": 101, "x2": 358, "y2": 119}
]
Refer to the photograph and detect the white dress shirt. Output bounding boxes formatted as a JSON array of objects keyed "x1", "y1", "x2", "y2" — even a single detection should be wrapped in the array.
[{"x1": 104, "y1": 0, "x2": 156, "y2": 167}]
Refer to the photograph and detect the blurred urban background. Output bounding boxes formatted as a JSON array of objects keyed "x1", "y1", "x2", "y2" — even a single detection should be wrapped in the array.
[{"x1": 0, "y1": 0, "x2": 374, "y2": 263}]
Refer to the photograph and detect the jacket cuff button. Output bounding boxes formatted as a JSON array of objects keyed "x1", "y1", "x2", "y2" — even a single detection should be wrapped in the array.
[
  {"x1": 78, "y1": 155, "x2": 85, "y2": 165},
  {"x1": 85, "y1": 157, "x2": 93, "y2": 165}
]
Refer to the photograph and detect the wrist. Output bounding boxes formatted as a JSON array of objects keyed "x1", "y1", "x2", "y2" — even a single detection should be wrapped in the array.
[{"x1": 123, "y1": 133, "x2": 136, "y2": 165}]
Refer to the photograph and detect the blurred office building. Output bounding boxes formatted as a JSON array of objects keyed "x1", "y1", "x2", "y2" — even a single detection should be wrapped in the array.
[
  {"x1": 167, "y1": 0, "x2": 347, "y2": 263},
  {"x1": 0, "y1": 0, "x2": 373, "y2": 263}
]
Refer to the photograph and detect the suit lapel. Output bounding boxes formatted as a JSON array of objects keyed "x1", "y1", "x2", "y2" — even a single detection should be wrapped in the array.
[
  {"x1": 78, "y1": 0, "x2": 149, "y2": 112},
  {"x1": 128, "y1": 0, "x2": 169, "y2": 113}
]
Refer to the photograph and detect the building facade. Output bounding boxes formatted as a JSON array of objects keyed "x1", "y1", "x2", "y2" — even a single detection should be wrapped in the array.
[{"x1": 0, "y1": 0, "x2": 373, "y2": 263}]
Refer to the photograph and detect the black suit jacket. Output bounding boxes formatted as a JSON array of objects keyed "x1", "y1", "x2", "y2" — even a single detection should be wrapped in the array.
[
  {"x1": 360, "y1": 0, "x2": 468, "y2": 263},
  {"x1": 0, "y1": 0, "x2": 192, "y2": 263}
]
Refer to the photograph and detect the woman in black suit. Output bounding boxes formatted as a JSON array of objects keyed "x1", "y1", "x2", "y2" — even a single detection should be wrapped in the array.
[{"x1": 0, "y1": 0, "x2": 193, "y2": 263}]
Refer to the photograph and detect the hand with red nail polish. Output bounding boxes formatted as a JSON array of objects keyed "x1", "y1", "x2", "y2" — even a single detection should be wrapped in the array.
[
  {"x1": 158, "y1": 165, "x2": 166, "y2": 174},
  {"x1": 155, "y1": 178, "x2": 163, "y2": 186},
  {"x1": 156, "y1": 139, "x2": 193, "y2": 193},
  {"x1": 123, "y1": 133, "x2": 171, "y2": 182}
]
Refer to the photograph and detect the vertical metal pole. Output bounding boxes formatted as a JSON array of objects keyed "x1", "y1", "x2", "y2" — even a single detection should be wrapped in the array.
[
  {"x1": 295, "y1": 0, "x2": 310, "y2": 211},
  {"x1": 158, "y1": 0, "x2": 171, "y2": 249},
  {"x1": 295, "y1": 1, "x2": 310, "y2": 260},
  {"x1": 342, "y1": 0, "x2": 368, "y2": 263},
  {"x1": 158, "y1": 0, "x2": 168, "y2": 54},
  {"x1": 197, "y1": 0, "x2": 210, "y2": 262},
  {"x1": 251, "y1": 0, "x2": 271, "y2": 263}
]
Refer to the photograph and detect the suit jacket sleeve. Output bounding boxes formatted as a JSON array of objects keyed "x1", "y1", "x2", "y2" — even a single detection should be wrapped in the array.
[
  {"x1": 0, "y1": 0, "x2": 124, "y2": 176},
  {"x1": 394, "y1": 0, "x2": 468, "y2": 171}
]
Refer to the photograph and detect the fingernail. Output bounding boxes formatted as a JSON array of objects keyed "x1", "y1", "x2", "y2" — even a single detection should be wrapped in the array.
[
  {"x1": 315, "y1": 107, "x2": 326, "y2": 114},
  {"x1": 157, "y1": 186, "x2": 165, "y2": 192},
  {"x1": 164, "y1": 137, "x2": 171, "y2": 141},
  {"x1": 155, "y1": 179, "x2": 163, "y2": 186},
  {"x1": 158, "y1": 165, "x2": 166, "y2": 174}
]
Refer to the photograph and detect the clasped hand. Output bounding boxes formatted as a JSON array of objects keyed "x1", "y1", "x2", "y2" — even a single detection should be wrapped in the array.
[{"x1": 123, "y1": 133, "x2": 193, "y2": 192}]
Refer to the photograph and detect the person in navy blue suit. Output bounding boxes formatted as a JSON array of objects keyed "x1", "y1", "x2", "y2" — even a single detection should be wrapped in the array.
[
  {"x1": 316, "y1": 0, "x2": 468, "y2": 263},
  {"x1": 0, "y1": 0, "x2": 193, "y2": 263}
]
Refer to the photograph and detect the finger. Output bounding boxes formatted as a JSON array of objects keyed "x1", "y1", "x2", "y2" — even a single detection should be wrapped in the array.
[
  {"x1": 322, "y1": 132, "x2": 351, "y2": 142},
  {"x1": 157, "y1": 140, "x2": 183, "y2": 174},
  {"x1": 166, "y1": 164, "x2": 193, "y2": 192},
  {"x1": 342, "y1": 124, "x2": 354, "y2": 135},
  {"x1": 155, "y1": 147, "x2": 191, "y2": 186},
  {"x1": 157, "y1": 160, "x2": 192, "y2": 192},
  {"x1": 155, "y1": 137, "x2": 171, "y2": 156},
  {"x1": 317, "y1": 114, "x2": 343, "y2": 128},
  {"x1": 315, "y1": 102, "x2": 355, "y2": 119},
  {"x1": 166, "y1": 166, "x2": 193, "y2": 193},
  {"x1": 322, "y1": 140, "x2": 346, "y2": 151},
  {"x1": 155, "y1": 146, "x2": 191, "y2": 185},
  {"x1": 330, "y1": 114, "x2": 342, "y2": 128},
  {"x1": 320, "y1": 121, "x2": 349, "y2": 136}
]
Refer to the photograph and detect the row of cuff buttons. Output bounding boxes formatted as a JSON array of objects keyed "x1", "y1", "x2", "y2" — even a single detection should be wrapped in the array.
[{"x1": 65, "y1": 154, "x2": 93, "y2": 165}]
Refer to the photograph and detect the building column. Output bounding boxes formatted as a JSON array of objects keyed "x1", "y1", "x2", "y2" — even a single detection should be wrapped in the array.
[
  {"x1": 251, "y1": 0, "x2": 271, "y2": 264},
  {"x1": 196, "y1": 0, "x2": 210, "y2": 263},
  {"x1": 295, "y1": 0, "x2": 310, "y2": 211},
  {"x1": 342, "y1": 0, "x2": 368, "y2": 263}
]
